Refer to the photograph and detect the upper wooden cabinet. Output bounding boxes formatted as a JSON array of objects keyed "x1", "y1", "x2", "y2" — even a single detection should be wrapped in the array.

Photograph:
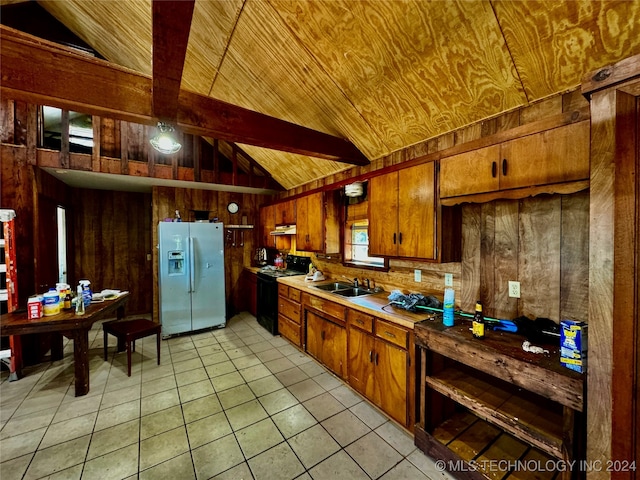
[
  {"x1": 259, "y1": 204, "x2": 276, "y2": 248},
  {"x1": 276, "y1": 199, "x2": 296, "y2": 225},
  {"x1": 440, "y1": 121, "x2": 590, "y2": 199},
  {"x1": 369, "y1": 162, "x2": 458, "y2": 261},
  {"x1": 296, "y1": 192, "x2": 324, "y2": 252}
]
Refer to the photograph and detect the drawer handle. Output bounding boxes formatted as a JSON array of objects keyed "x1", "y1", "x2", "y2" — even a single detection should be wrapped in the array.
[
  {"x1": 398, "y1": 232, "x2": 403, "y2": 244},
  {"x1": 502, "y1": 158, "x2": 508, "y2": 176},
  {"x1": 384, "y1": 331, "x2": 396, "y2": 339},
  {"x1": 369, "y1": 350, "x2": 373, "y2": 363},
  {"x1": 492, "y1": 161, "x2": 497, "y2": 178},
  {"x1": 393, "y1": 232, "x2": 396, "y2": 244},
  {"x1": 375, "y1": 353, "x2": 379, "y2": 365}
]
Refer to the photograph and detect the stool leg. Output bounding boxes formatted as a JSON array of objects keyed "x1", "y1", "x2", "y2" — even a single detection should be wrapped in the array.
[
  {"x1": 126, "y1": 340, "x2": 132, "y2": 377},
  {"x1": 103, "y1": 329, "x2": 108, "y2": 361},
  {"x1": 156, "y1": 332, "x2": 161, "y2": 365}
]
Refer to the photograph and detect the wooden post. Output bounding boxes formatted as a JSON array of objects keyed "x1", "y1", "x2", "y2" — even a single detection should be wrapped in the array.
[{"x1": 60, "y1": 110, "x2": 70, "y2": 168}]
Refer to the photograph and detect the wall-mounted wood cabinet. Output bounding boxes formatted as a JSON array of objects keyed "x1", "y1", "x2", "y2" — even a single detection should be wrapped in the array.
[
  {"x1": 296, "y1": 192, "x2": 324, "y2": 252},
  {"x1": 259, "y1": 204, "x2": 276, "y2": 248},
  {"x1": 276, "y1": 199, "x2": 296, "y2": 225},
  {"x1": 440, "y1": 121, "x2": 589, "y2": 200},
  {"x1": 369, "y1": 162, "x2": 460, "y2": 262}
]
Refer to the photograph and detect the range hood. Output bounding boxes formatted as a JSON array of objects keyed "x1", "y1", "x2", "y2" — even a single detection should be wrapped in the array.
[{"x1": 270, "y1": 224, "x2": 297, "y2": 236}]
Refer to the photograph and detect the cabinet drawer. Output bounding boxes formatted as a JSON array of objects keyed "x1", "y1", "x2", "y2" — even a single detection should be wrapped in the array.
[
  {"x1": 375, "y1": 319, "x2": 408, "y2": 349},
  {"x1": 347, "y1": 309, "x2": 374, "y2": 333},
  {"x1": 303, "y1": 294, "x2": 346, "y2": 323},
  {"x1": 289, "y1": 288, "x2": 301, "y2": 303},
  {"x1": 278, "y1": 284, "x2": 289, "y2": 297},
  {"x1": 279, "y1": 296, "x2": 300, "y2": 324},
  {"x1": 278, "y1": 314, "x2": 301, "y2": 347}
]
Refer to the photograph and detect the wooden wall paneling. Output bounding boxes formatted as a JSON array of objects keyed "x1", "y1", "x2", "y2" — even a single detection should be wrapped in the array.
[
  {"x1": 559, "y1": 191, "x2": 589, "y2": 322},
  {"x1": 103, "y1": 192, "x2": 118, "y2": 291},
  {"x1": 1, "y1": 98, "x2": 15, "y2": 143},
  {"x1": 461, "y1": 204, "x2": 481, "y2": 313},
  {"x1": 91, "y1": 115, "x2": 101, "y2": 171},
  {"x1": 120, "y1": 121, "x2": 128, "y2": 175},
  {"x1": 100, "y1": 118, "x2": 120, "y2": 159},
  {"x1": 26, "y1": 104, "x2": 37, "y2": 165},
  {"x1": 496, "y1": 110, "x2": 521, "y2": 134},
  {"x1": 518, "y1": 196, "x2": 562, "y2": 322},
  {"x1": 493, "y1": 200, "x2": 519, "y2": 320},
  {"x1": 479, "y1": 202, "x2": 496, "y2": 314},
  {"x1": 60, "y1": 110, "x2": 69, "y2": 168},
  {"x1": 520, "y1": 95, "x2": 563, "y2": 125},
  {"x1": 13, "y1": 100, "x2": 27, "y2": 146}
]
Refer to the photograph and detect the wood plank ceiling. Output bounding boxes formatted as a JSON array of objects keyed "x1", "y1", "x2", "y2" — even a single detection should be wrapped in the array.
[{"x1": 26, "y1": 0, "x2": 640, "y2": 189}]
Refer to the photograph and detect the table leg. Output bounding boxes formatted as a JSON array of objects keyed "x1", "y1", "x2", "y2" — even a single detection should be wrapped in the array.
[
  {"x1": 51, "y1": 333, "x2": 64, "y2": 361},
  {"x1": 8, "y1": 335, "x2": 23, "y2": 381},
  {"x1": 73, "y1": 329, "x2": 90, "y2": 396}
]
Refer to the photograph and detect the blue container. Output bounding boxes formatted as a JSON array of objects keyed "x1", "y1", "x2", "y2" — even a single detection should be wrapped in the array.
[{"x1": 443, "y1": 288, "x2": 455, "y2": 327}]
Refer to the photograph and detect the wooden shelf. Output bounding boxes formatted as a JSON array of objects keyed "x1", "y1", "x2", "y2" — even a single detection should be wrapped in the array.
[
  {"x1": 225, "y1": 224, "x2": 254, "y2": 229},
  {"x1": 425, "y1": 367, "x2": 563, "y2": 459},
  {"x1": 432, "y1": 411, "x2": 559, "y2": 480}
]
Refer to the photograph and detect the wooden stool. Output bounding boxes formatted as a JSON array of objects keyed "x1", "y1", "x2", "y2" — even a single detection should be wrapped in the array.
[{"x1": 103, "y1": 319, "x2": 161, "y2": 376}]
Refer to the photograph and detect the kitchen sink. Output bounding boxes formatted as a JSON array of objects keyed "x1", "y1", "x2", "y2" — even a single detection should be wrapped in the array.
[
  {"x1": 313, "y1": 282, "x2": 374, "y2": 297},
  {"x1": 313, "y1": 282, "x2": 353, "y2": 291},
  {"x1": 332, "y1": 287, "x2": 373, "y2": 297}
]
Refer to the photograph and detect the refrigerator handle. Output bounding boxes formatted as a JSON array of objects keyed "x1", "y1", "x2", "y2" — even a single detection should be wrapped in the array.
[{"x1": 189, "y1": 236, "x2": 195, "y2": 293}]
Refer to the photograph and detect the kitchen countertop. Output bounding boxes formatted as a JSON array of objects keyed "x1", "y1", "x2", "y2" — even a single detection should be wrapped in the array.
[{"x1": 277, "y1": 276, "x2": 432, "y2": 330}]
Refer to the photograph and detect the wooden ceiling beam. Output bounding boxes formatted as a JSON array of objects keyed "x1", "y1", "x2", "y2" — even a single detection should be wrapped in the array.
[
  {"x1": 0, "y1": 26, "x2": 370, "y2": 166},
  {"x1": 152, "y1": 0, "x2": 195, "y2": 122}
]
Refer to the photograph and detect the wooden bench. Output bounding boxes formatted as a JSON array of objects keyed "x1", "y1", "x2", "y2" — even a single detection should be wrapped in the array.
[{"x1": 103, "y1": 319, "x2": 161, "y2": 376}]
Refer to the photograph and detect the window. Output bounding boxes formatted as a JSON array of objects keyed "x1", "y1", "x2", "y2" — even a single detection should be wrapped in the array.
[{"x1": 343, "y1": 185, "x2": 386, "y2": 269}]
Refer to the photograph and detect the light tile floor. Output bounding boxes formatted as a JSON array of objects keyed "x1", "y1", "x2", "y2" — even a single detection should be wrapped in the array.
[{"x1": 0, "y1": 312, "x2": 452, "y2": 480}]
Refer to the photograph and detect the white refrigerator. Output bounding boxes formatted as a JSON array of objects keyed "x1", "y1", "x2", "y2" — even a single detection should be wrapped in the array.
[{"x1": 158, "y1": 222, "x2": 226, "y2": 337}]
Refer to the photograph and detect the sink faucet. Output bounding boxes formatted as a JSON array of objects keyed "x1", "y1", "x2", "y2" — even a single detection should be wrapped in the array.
[
  {"x1": 341, "y1": 275, "x2": 359, "y2": 288},
  {"x1": 365, "y1": 278, "x2": 371, "y2": 290}
]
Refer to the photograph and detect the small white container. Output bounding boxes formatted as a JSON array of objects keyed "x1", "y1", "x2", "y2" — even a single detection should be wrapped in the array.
[{"x1": 43, "y1": 289, "x2": 60, "y2": 316}]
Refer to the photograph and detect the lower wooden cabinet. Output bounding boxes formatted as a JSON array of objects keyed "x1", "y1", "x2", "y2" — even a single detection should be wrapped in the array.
[
  {"x1": 347, "y1": 311, "x2": 410, "y2": 426},
  {"x1": 278, "y1": 285, "x2": 302, "y2": 347},
  {"x1": 306, "y1": 310, "x2": 347, "y2": 379}
]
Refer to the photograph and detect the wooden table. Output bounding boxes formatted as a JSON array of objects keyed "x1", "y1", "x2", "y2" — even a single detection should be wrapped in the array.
[
  {"x1": 414, "y1": 316, "x2": 585, "y2": 480},
  {"x1": 0, "y1": 293, "x2": 130, "y2": 396}
]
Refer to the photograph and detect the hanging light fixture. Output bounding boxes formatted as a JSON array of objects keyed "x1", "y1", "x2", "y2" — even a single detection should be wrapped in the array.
[{"x1": 150, "y1": 122, "x2": 182, "y2": 154}]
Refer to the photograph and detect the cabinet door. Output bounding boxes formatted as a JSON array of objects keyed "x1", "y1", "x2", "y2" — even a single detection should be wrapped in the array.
[
  {"x1": 322, "y1": 319, "x2": 347, "y2": 379},
  {"x1": 348, "y1": 327, "x2": 375, "y2": 398},
  {"x1": 297, "y1": 192, "x2": 324, "y2": 252},
  {"x1": 375, "y1": 340, "x2": 408, "y2": 426},
  {"x1": 276, "y1": 200, "x2": 296, "y2": 225},
  {"x1": 440, "y1": 144, "x2": 501, "y2": 197},
  {"x1": 368, "y1": 172, "x2": 399, "y2": 256},
  {"x1": 397, "y1": 163, "x2": 435, "y2": 259},
  {"x1": 259, "y1": 205, "x2": 275, "y2": 247},
  {"x1": 306, "y1": 311, "x2": 323, "y2": 362},
  {"x1": 307, "y1": 310, "x2": 347, "y2": 378},
  {"x1": 499, "y1": 122, "x2": 590, "y2": 190}
]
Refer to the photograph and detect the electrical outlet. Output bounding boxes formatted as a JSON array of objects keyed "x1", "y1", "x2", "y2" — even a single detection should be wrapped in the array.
[
  {"x1": 444, "y1": 273, "x2": 453, "y2": 287},
  {"x1": 414, "y1": 269, "x2": 422, "y2": 282},
  {"x1": 509, "y1": 281, "x2": 521, "y2": 298}
]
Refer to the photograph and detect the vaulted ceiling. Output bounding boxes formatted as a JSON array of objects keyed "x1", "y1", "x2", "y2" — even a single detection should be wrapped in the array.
[{"x1": 6, "y1": 0, "x2": 640, "y2": 189}]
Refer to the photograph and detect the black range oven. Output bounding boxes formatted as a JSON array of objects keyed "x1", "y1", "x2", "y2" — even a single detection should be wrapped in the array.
[{"x1": 256, "y1": 255, "x2": 311, "y2": 335}]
